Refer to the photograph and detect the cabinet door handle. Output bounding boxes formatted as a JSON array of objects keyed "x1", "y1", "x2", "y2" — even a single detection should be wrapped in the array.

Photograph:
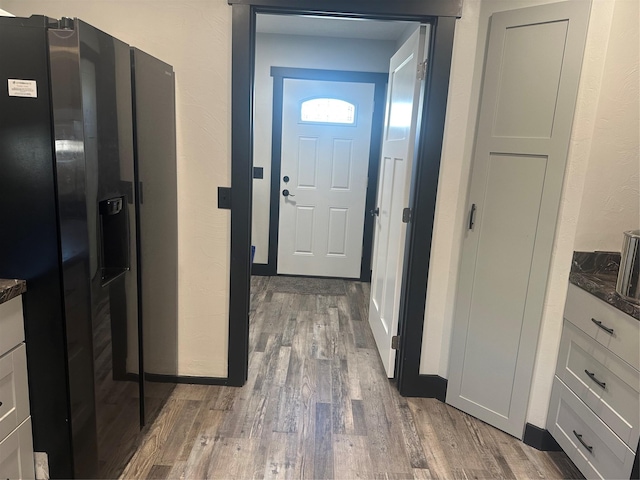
[
  {"x1": 591, "y1": 318, "x2": 614, "y2": 335},
  {"x1": 468, "y1": 203, "x2": 477, "y2": 230},
  {"x1": 573, "y1": 430, "x2": 593, "y2": 453},
  {"x1": 584, "y1": 369, "x2": 606, "y2": 389}
]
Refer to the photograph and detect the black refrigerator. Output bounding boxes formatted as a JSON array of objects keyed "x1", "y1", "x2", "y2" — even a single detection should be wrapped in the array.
[{"x1": 0, "y1": 15, "x2": 154, "y2": 479}]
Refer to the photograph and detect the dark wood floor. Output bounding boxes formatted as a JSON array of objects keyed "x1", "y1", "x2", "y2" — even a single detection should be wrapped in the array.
[{"x1": 121, "y1": 276, "x2": 583, "y2": 479}]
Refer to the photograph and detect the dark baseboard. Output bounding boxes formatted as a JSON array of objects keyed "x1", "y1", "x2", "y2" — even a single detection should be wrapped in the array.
[
  {"x1": 251, "y1": 264, "x2": 273, "y2": 276},
  {"x1": 398, "y1": 374, "x2": 447, "y2": 402},
  {"x1": 145, "y1": 373, "x2": 231, "y2": 386},
  {"x1": 522, "y1": 423, "x2": 562, "y2": 451},
  {"x1": 121, "y1": 372, "x2": 140, "y2": 382}
]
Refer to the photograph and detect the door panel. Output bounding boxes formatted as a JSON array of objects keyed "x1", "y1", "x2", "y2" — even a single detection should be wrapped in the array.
[
  {"x1": 297, "y1": 137, "x2": 318, "y2": 187},
  {"x1": 368, "y1": 25, "x2": 429, "y2": 377},
  {"x1": 278, "y1": 79, "x2": 374, "y2": 278},
  {"x1": 459, "y1": 154, "x2": 547, "y2": 416},
  {"x1": 331, "y1": 140, "x2": 352, "y2": 189},
  {"x1": 447, "y1": 1, "x2": 590, "y2": 438},
  {"x1": 294, "y1": 206, "x2": 315, "y2": 254},
  {"x1": 327, "y1": 208, "x2": 348, "y2": 255},
  {"x1": 493, "y1": 21, "x2": 568, "y2": 138}
]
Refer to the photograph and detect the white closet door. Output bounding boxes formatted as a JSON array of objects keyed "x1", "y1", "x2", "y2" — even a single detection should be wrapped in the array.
[{"x1": 447, "y1": 1, "x2": 590, "y2": 438}]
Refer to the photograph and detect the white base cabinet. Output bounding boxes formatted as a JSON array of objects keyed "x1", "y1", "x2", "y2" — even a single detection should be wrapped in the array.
[
  {"x1": 548, "y1": 284, "x2": 639, "y2": 479},
  {"x1": 0, "y1": 418, "x2": 34, "y2": 480},
  {"x1": 0, "y1": 295, "x2": 35, "y2": 480}
]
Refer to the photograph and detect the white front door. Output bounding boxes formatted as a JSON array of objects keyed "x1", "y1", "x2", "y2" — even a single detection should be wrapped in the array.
[
  {"x1": 277, "y1": 79, "x2": 375, "y2": 278},
  {"x1": 368, "y1": 25, "x2": 429, "y2": 377},
  {"x1": 446, "y1": 1, "x2": 590, "y2": 438}
]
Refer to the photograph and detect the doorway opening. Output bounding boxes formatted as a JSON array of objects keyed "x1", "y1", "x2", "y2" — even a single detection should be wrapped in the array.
[
  {"x1": 228, "y1": 0, "x2": 460, "y2": 393},
  {"x1": 249, "y1": 14, "x2": 420, "y2": 382},
  {"x1": 250, "y1": 15, "x2": 416, "y2": 282}
]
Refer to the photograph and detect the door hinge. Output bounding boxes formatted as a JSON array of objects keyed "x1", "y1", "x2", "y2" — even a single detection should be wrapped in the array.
[
  {"x1": 391, "y1": 335, "x2": 401, "y2": 350},
  {"x1": 417, "y1": 60, "x2": 428, "y2": 80},
  {"x1": 402, "y1": 207, "x2": 411, "y2": 223}
]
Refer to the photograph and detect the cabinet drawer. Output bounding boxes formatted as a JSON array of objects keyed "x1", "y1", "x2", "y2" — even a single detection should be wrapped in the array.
[
  {"x1": 564, "y1": 284, "x2": 640, "y2": 370},
  {"x1": 556, "y1": 320, "x2": 640, "y2": 448},
  {"x1": 0, "y1": 297, "x2": 24, "y2": 357},
  {"x1": 0, "y1": 417, "x2": 35, "y2": 480},
  {"x1": 0, "y1": 344, "x2": 30, "y2": 441},
  {"x1": 548, "y1": 377, "x2": 635, "y2": 479}
]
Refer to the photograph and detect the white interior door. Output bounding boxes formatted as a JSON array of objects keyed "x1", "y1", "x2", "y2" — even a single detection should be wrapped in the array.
[
  {"x1": 446, "y1": 1, "x2": 590, "y2": 438},
  {"x1": 277, "y1": 79, "x2": 374, "y2": 278},
  {"x1": 368, "y1": 25, "x2": 429, "y2": 377}
]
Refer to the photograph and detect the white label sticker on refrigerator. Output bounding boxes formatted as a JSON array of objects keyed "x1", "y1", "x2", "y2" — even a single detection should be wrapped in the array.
[{"x1": 8, "y1": 79, "x2": 37, "y2": 98}]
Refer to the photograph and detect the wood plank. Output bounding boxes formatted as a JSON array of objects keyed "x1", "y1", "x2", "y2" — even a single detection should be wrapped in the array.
[
  {"x1": 413, "y1": 468, "x2": 434, "y2": 480},
  {"x1": 406, "y1": 399, "x2": 455, "y2": 480},
  {"x1": 351, "y1": 399, "x2": 367, "y2": 436},
  {"x1": 171, "y1": 384, "x2": 210, "y2": 401},
  {"x1": 333, "y1": 434, "x2": 374, "y2": 479},
  {"x1": 180, "y1": 410, "x2": 225, "y2": 479},
  {"x1": 356, "y1": 350, "x2": 413, "y2": 476},
  {"x1": 347, "y1": 351, "x2": 363, "y2": 399},
  {"x1": 314, "y1": 402, "x2": 334, "y2": 480},
  {"x1": 157, "y1": 399, "x2": 201, "y2": 465},
  {"x1": 263, "y1": 432, "x2": 288, "y2": 479},
  {"x1": 145, "y1": 464, "x2": 171, "y2": 480},
  {"x1": 317, "y1": 359, "x2": 332, "y2": 403},
  {"x1": 391, "y1": 395, "x2": 429, "y2": 469},
  {"x1": 273, "y1": 346, "x2": 292, "y2": 387},
  {"x1": 121, "y1": 398, "x2": 188, "y2": 479},
  {"x1": 205, "y1": 437, "x2": 260, "y2": 479}
]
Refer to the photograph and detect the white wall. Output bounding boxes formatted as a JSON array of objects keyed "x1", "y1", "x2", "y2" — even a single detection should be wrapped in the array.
[
  {"x1": 419, "y1": 0, "x2": 631, "y2": 429},
  {"x1": 573, "y1": 0, "x2": 640, "y2": 252},
  {"x1": 0, "y1": 7, "x2": 13, "y2": 15},
  {"x1": 1, "y1": 0, "x2": 232, "y2": 377},
  {"x1": 252, "y1": 32, "x2": 397, "y2": 264}
]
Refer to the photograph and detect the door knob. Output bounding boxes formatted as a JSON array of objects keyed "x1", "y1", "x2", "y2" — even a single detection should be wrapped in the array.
[{"x1": 282, "y1": 189, "x2": 295, "y2": 197}]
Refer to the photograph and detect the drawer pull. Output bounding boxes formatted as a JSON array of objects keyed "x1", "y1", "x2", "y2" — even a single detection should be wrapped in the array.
[
  {"x1": 591, "y1": 318, "x2": 614, "y2": 335},
  {"x1": 584, "y1": 369, "x2": 606, "y2": 389},
  {"x1": 573, "y1": 430, "x2": 593, "y2": 453}
]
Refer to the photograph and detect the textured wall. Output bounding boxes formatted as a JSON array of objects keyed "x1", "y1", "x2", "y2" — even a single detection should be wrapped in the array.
[
  {"x1": 1, "y1": 0, "x2": 232, "y2": 377},
  {"x1": 252, "y1": 32, "x2": 396, "y2": 264},
  {"x1": 573, "y1": 0, "x2": 640, "y2": 252}
]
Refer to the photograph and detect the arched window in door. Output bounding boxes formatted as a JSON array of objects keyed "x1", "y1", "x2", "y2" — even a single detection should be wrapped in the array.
[{"x1": 300, "y1": 98, "x2": 356, "y2": 125}]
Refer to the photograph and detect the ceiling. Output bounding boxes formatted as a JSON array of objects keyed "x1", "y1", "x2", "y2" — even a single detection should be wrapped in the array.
[{"x1": 256, "y1": 14, "x2": 416, "y2": 41}]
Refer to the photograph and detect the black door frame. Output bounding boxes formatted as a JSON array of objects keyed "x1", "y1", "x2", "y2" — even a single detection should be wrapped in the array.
[
  {"x1": 252, "y1": 67, "x2": 388, "y2": 281},
  {"x1": 227, "y1": 0, "x2": 461, "y2": 396}
]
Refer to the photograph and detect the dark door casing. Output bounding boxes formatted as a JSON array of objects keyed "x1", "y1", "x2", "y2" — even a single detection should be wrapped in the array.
[
  {"x1": 226, "y1": 0, "x2": 460, "y2": 397},
  {"x1": 253, "y1": 67, "x2": 388, "y2": 281}
]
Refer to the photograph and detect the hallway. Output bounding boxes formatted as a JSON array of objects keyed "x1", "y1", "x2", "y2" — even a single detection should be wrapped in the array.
[{"x1": 121, "y1": 277, "x2": 582, "y2": 479}]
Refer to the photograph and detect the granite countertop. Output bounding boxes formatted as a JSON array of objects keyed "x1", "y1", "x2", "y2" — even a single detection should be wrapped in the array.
[
  {"x1": 570, "y1": 252, "x2": 639, "y2": 320},
  {"x1": 0, "y1": 279, "x2": 27, "y2": 305}
]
